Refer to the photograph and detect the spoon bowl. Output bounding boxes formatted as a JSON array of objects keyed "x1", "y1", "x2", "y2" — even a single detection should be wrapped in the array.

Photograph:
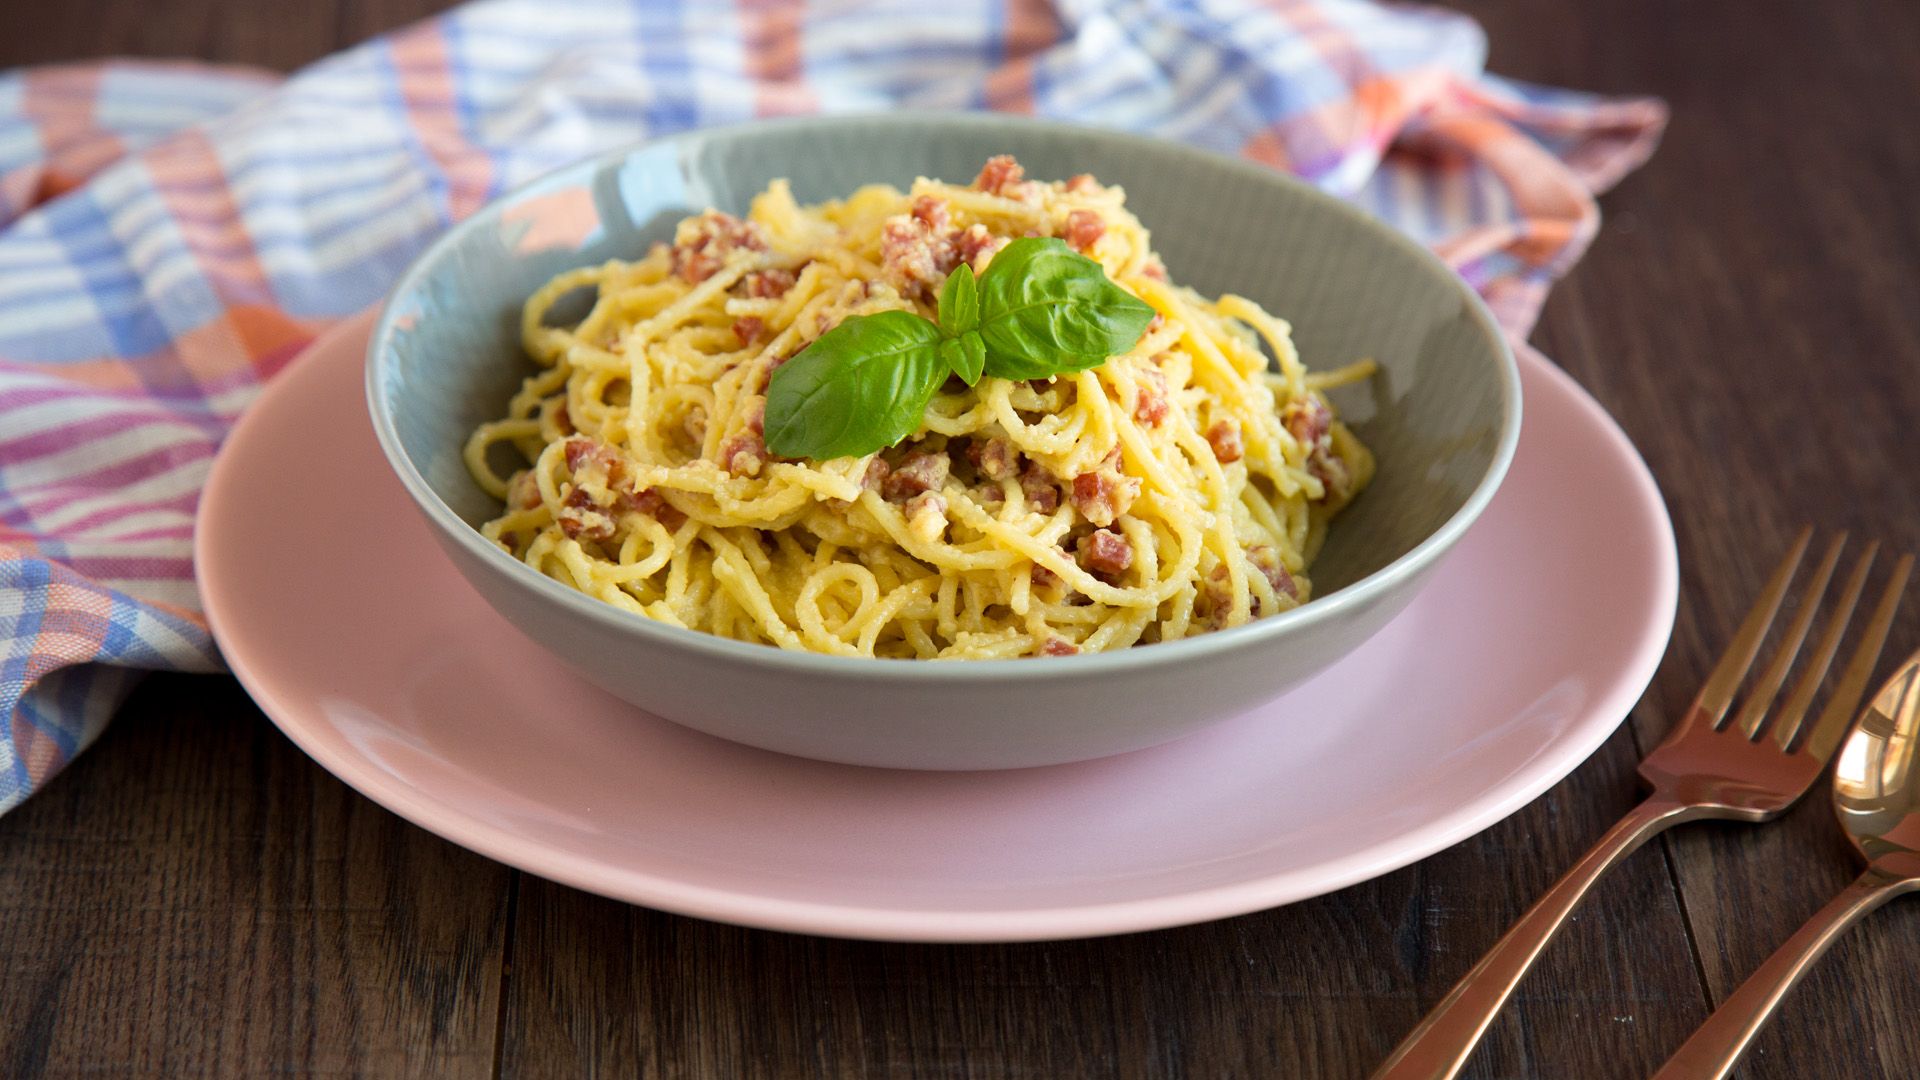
[{"x1": 1834, "y1": 655, "x2": 1920, "y2": 874}]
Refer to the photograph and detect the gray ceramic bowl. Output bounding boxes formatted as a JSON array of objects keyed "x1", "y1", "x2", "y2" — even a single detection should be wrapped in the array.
[{"x1": 367, "y1": 113, "x2": 1520, "y2": 770}]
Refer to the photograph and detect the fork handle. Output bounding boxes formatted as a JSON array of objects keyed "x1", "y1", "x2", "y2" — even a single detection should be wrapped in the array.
[
  {"x1": 1368, "y1": 796, "x2": 1699, "y2": 1080},
  {"x1": 1648, "y1": 865, "x2": 1920, "y2": 1080}
]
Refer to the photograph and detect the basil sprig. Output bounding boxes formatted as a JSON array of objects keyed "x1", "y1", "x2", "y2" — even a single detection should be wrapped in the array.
[{"x1": 764, "y1": 237, "x2": 1156, "y2": 461}]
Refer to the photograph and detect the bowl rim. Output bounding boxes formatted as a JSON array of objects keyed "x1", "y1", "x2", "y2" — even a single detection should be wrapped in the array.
[{"x1": 366, "y1": 110, "x2": 1522, "y2": 683}]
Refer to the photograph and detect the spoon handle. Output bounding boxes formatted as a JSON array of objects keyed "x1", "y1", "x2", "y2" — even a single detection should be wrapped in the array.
[
  {"x1": 1648, "y1": 865, "x2": 1920, "y2": 1080},
  {"x1": 1368, "y1": 796, "x2": 1699, "y2": 1080}
]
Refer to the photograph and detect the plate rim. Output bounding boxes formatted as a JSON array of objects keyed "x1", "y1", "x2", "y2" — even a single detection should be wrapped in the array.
[{"x1": 201, "y1": 312, "x2": 1677, "y2": 942}]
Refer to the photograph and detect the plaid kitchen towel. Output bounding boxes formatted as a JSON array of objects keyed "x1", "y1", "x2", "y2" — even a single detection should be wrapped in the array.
[{"x1": 0, "y1": 0, "x2": 1666, "y2": 814}]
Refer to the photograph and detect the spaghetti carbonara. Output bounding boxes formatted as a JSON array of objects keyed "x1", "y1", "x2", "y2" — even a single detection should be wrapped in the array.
[{"x1": 464, "y1": 157, "x2": 1375, "y2": 659}]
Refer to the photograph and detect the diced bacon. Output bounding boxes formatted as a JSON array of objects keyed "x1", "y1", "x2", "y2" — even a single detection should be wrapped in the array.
[
  {"x1": 558, "y1": 486, "x2": 617, "y2": 542},
  {"x1": 905, "y1": 491, "x2": 949, "y2": 544},
  {"x1": 676, "y1": 250, "x2": 723, "y2": 285},
  {"x1": 1019, "y1": 458, "x2": 1061, "y2": 514},
  {"x1": 974, "y1": 155, "x2": 1025, "y2": 195},
  {"x1": 911, "y1": 195, "x2": 951, "y2": 233},
  {"x1": 1309, "y1": 448, "x2": 1355, "y2": 504},
  {"x1": 719, "y1": 432, "x2": 767, "y2": 477},
  {"x1": 506, "y1": 470, "x2": 542, "y2": 510},
  {"x1": 1040, "y1": 637, "x2": 1079, "y2": 657},
  {"x1": 733, "y1": 315, "x2": 765, "y2": 347},
  {"x1": 883, "y1": 452, "x2": 949, "y2": 502},
  {"x1": 1030, "y1": 563, "x2": 1061, "y2": 591},
  {"x1": 880, "y1": 217, "x2": 959, "y2": 300},
  {"x1": 965, "y1": 436, "x2": 1015, "y2": 480},
  {"x1": 1064, "y1": 209, "x2": 1106, "y2": 252},
  {"x1": 1206, "y1": 419, "x2": 1245, "y2": 464},
  {"x1": 973, "y1": 483, "x2": 1006, "y2": 509},
  {"x1": 620, "y1": 487, "x2": 689, "y2": 531},
  {"x1": 1069, "y1": 450, "x2": 1140, "y2": 528},
  {"x1": 1283, "y1": 396, "x2": 1332, "y2": 447},
  {"x1": 1246, "y1": 544, "x2": 1297, "y2": 600},
  {"x1": 1065, "y1": 173, "x2": 1099, "y2": 194},
  {"x1": 562, "y1": 436, "x2": 603, "y2": 474},
  {"x1": 1071, "y1": 471, "x2": 1139, "y2": 528},
  {"x1": 741, "y1": 268, "x2": 795, "y2": 298},
  {"x1": 671, "y1": 210, "x2": 768, "y2": 284},
  {"x1": 955, "y1": 224, "x2": 1007, "y2": 269},
  {"x1": 1133, "y1": 367, "x2": 1169, "y2": 427},
  {"x1": 1140, "y1": 255, "x2": 1168, "y2": 281},
  {"x1": 1077, "y1": 528, "x2": 1134, "y2": 577},
  {"x1": 562, "y1": 435, "x2": 625, "y2": 486}
]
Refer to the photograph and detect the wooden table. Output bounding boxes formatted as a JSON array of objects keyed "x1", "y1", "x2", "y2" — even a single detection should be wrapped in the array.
[{"x1": 5, "y1": 1, "x2": 1919, "y2": 1076}]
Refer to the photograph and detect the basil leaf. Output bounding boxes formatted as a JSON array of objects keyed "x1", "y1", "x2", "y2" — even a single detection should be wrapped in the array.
[
  {"x1": 764, "y1": 310, "x2": 946, "y2": 461},
  {"x1": 940, "y1": 331, "x2": 986, "y2": 386},
  {"x1": 938, "y1": 263, "x2": 979, "y2": 336},
  {"x1": 976, "y1": 237, "x2": 1157, "y2": 381}
]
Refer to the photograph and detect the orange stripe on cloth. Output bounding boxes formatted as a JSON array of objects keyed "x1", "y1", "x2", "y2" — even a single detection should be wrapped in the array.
[
  {"x1": 1424, "y1": 111, "x2": 1596, "y2": 271},
  {"x1": 982, "y1": 0, "x2": 1062, "y2": 115},
  {"x1": 13, "y1": 718, "x2": 63, "y2": 791},
  {"x1": 0, "y1": 307, "x2": 324, "y2": 401},
  {"x1": 1241, "y1": 1, "x2": 1454, "y2": 175},
  {"x1": 9, "y1": 578, "x2": 116, "y2": 787},
  {"x1": 145, "y1": 130, "x2": 276, "y2": 311},
  {"x1": 1238, "y1": 69, "x2": 1453, "y2": 178},
  {"x1": 167, "y1": 304, "x2": 326, "y2": 390},
  {"x1": 1240, "y1": 128, "x2": 1293, "y2": 171},
  {"x1": 738, "y1": 0, "x2": 818, "y2": 117},
  {"x1": 19, "y1": 66, "x2": 125, "y2": 204},
  {"x1": 0, "y1": 542, "x2": 212, "y2": 632},
  {"x1": 387, "y1": 25, "x2": 495, "y2": 222},
  {"x1": 2, "y1": 354, "x2": 144, "y2": 392}
]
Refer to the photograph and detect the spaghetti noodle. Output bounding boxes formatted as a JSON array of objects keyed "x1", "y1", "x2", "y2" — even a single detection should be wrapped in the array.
[{"x1": 464, "y1": 157, "x2": 1375, "y2": 658}]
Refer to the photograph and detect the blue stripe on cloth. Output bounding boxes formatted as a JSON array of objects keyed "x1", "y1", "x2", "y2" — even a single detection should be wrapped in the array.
[
  {"x1": 94, "y1": 67, "x2": 273, "y2": 136},
  {"x1": 635, "y1": 0, "x2": 702, "y2": 134},
  {"x1": 45, "y1": 195, "x2": 175, "y2": 358},
  {"x1": 0, "y1": 76, "x2": 36, "y2": 176}
]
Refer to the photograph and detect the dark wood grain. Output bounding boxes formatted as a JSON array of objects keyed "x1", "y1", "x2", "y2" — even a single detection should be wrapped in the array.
[
  {"x1": 4, "y1": 0, "x2": 1920, "y2": 1077},
  {"x1": 1462, "y1": 0, "x2": 1920, "y2": 1076},
  {"x1": 0, "y1": 674, "x2": 513, "y2": 1079},
  {"x1": 0, "y1": 0, "x2": 465, "y2": 72}
]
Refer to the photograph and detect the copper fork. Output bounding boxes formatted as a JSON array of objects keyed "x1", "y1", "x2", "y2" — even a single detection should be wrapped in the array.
[{"x1": 1368, "y1": 528, "x2": 1914, "y2": 1080}]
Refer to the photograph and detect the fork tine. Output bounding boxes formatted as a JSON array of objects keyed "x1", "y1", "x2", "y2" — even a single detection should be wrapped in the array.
[
  {"x1": 1695, "y1": 526, "x2": 1812, "y2": 728},
  {"x1": 1734, "y1": 533, "x2": 1845, "y2": 738},
  {"x1": 1796, "y1": 552, "x2": 1913, "y2": 761},
  {"x1": 1766, "y1": 542, "x2": 1877, "y2": 749}
]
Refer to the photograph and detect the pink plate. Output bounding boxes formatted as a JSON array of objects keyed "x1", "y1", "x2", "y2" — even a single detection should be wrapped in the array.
[{"x1": 198, "y1": 311, "x2": 1677, "y2": 942}]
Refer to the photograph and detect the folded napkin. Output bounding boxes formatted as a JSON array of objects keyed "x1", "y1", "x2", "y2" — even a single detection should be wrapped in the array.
[{"x1": 0, "y1": 0, "x2": 1665, "y2": 814}]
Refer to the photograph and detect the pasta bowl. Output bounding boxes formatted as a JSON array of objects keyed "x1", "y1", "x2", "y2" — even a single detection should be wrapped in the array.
[{"x1": 366, "y1": 113, "x2": 1520, "y2": 770}]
